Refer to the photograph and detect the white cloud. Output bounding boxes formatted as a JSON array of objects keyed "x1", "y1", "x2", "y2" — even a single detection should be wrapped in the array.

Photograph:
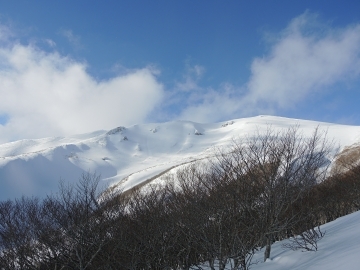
[
  {"x1": 60, "y1": 29, "x2": 82, "y2": 49},
  {"x1": 2, "y1": 12, "x2": 360, "y2": 142},
  {"x1": 0, "y1": 25, "x2": 12, "y2": 42},
  {"x1": 0, "y1": 38, "x2": 164, "y2": 143},
  {"x1": 178, "y1": 84, "x2": 242, "y2": 122},
  {"x1": 177, "y1": 12, "x2": 360, "y2": 122},
  {"x1": 245, "y1": 12, "x2": 360, "y2": 109},
  {"x1": 175, "y1": 64, "x2": 205, "y2": 92},
  {"x1": 44, "y1": 38, "x2": 56, "y2": 48}
]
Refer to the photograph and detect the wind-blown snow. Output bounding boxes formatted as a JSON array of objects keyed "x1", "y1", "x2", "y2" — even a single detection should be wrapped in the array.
[{"x1": 1, "y1": 115, "x2": 360, "y2": 200}]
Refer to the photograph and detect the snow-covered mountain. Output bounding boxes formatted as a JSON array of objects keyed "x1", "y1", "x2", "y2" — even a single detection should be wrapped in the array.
[{"x1": 1, "y1": 115, "x2": 360, "y2": 200}]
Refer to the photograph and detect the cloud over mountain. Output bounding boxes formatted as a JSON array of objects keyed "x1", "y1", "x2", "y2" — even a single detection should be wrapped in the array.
[
  {"x1": 0, "y1": 31, "x2": 164, "y2": 143},
  {"x1": 246, "y1": 12, "x2": 360, "y2": 109},
  {"x1": 177, "y1": 12, "x2": 360, "y2": 122}
]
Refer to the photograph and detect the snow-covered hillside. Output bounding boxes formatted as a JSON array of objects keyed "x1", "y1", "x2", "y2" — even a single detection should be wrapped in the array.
[
  {"x1": 1, "y1": 115, "x2": 360, "y2": 200},
  {"x1": 250, "y1": 210, "x2": 360, "y2": 270}
]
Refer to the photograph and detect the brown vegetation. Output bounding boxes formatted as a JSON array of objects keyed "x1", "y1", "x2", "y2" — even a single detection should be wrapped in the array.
[{"x1": 1, "y1": 127, "x2": 360, "y2": 269}]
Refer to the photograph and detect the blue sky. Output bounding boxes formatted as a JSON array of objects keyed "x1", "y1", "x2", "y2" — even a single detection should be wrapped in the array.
[{"x1": 0, "y1": 0, "x2": 360, "y2": 142}]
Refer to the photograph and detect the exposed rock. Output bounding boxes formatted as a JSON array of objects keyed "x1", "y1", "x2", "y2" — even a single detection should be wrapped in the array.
[
  {"x1": 107, "y1": 126, "x2": 126, "y2": 135},
  {"x1": 221, "y1": 121, "x2": 235, "y2": 127}
]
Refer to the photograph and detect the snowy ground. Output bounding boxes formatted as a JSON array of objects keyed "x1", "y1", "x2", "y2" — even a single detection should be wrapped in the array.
[
  {"x1": 249, "y1": 210, "x2": 360, "y2": 270},
  {"x1": 1, "y1": 116, "x2": 360, "y2": 269},
  {"x1": 197, "y1": 211, "x2": 360, "y2": 270},
  {"x1": 1, "y1": 115, "x2": 360, "y2": 200}
]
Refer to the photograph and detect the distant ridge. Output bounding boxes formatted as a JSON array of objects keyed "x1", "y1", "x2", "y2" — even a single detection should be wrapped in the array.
[{"x1": 1, "y1": 115, "x2": 360, "y2": 200}]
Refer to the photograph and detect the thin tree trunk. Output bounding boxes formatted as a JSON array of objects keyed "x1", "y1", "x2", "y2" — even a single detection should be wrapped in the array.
[
  {"x1": 219, "y1": 258, "x2": 226, "y2": 270},
  {"x1": 209, "y1": 258, "x2": 215, "y2": 270},
  {"x1": 264, "y1": 235, "x2": 272, "y2": 262}
]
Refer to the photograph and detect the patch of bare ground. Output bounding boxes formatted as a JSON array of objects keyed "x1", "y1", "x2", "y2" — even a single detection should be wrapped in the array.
[{"x1": 331, "y1": 143, "x2": 360, "y2": 175}]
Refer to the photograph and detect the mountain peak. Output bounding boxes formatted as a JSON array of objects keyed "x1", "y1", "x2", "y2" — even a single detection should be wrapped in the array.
[{"x1": 1, "y1": 116, "x2": 360, "y2": 200}]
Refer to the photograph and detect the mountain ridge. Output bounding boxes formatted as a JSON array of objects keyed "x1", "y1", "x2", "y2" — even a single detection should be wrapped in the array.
[{"x1": 1, "y1": 115, "x2": 360, "y2": 200}]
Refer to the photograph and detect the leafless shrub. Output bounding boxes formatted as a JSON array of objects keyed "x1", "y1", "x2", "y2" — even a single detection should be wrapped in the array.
[
  {"x1": 282, "y1": 226, "x2": 325, "y2": 252},
  {"x1": 1, "y1": 126, "x2": 341, "y2": 269}
]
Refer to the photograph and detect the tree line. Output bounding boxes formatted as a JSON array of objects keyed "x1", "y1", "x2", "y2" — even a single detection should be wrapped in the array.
[{"x1": 1, "y1": 127, "x2": 360, "y2": 269}]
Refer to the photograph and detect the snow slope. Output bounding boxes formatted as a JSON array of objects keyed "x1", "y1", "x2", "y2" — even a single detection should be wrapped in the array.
[
  {"x1": 1, "y1": 115, "x2": 360, "y2": 200},
  {"x1": 250, "y1": 210, "x2": 360, "y2": 270}
]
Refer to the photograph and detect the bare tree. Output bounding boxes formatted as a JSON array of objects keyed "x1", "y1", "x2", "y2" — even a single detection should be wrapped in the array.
[
  {"x1": 282, "y1": 226, "x2": 325, "y2": 252},
  {"x1": 188, "y1": 126, "x2": 332, "y2": 264},
  {"x1": 45, "y1": 172, "x2": 128, "y2": 269},
  {"x1": 0, "y1": 126, "x2": 335, "y2": 269},
  {"x1": 163, "y1": 161, "x2": 263, "y2": 270}
]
